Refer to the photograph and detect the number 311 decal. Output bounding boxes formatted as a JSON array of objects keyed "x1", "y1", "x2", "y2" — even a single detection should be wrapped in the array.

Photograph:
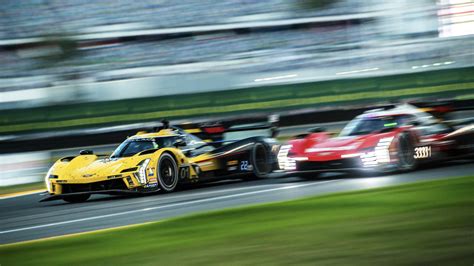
[{"x1": 414, "y1": 146, "x2": 431, "y2": 159}]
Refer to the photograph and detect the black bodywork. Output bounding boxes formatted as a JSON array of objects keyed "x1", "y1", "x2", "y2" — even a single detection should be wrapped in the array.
[{"x1": 40, "y1": 124, "x2": 279, "y2": 202}]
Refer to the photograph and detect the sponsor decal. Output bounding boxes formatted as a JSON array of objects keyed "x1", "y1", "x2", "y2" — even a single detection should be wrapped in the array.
[
  {"x1": 197, "y1": 161, "x2": 213, "y2": 167},
  {"x1": 56, "y1": 180, "x2": 67, "y2": 183},
  {"x1": 227, "y1": 160, "x2": 238, "y2": 166},
  {"x1": 228, "y1": 166, "x2": 237, "y2": 171},
  {"x1": 305, "y1": 145, "x2": 359, "y2": 153},
  {"x1": 107, "y1": 174, "x2": 123, "y2": 179},
  {"x1": 82, "y1": 174, "x2": 94, "y2": 178},
  {"x1": 148, "y1": 177, "x2": 157, "y2": 183},
  {"x1": 319, "y1": 152, "x2": 333, "y2": 156},
  {"x1": 148, "y1": 167, "x2": 155, "y2": 177}
]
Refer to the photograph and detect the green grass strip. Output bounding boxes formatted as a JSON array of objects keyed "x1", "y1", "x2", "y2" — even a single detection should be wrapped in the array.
[
  {"x1": 1, "y1": 81, "x2": 473, "y2": 134},
  {"x1": 0, "y1": 182, "x2": 45, "y2": 197},
  {"x1": 1, "y1": 176, "x2": 473, "y2": 265}
]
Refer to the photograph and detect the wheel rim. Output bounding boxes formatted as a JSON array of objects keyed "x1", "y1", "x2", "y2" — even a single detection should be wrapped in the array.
[{"x1": 159, "y1": 156, "x2": 177, "y2": 190}]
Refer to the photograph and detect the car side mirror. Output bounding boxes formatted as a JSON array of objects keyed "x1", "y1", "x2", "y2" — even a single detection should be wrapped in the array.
[
  {"x1": 174, "y1": 138, "x2": 186, "y2": 147},
  {"x1": 79, "y1": 150, "x2": 94, "y2": 155}
]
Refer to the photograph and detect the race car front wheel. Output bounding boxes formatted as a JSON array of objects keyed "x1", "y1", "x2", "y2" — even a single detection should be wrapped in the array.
[
  {"x1": 63, "y1": 194, "x2": 90, "y2": 203},
  {"x1": 251, "y1": 142, "x2": 271, "y2": 178},
  {"x1": 396, "y1": 133, "x2": 416, "y2": 171},
  {"x1": 157, "y1": 153, "x2": 179, "y2": 192}
]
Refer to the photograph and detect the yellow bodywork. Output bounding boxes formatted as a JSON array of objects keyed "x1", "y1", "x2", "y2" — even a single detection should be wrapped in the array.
[{"x1": 45, "y1": 129, "x2": 219, "y2": 195}]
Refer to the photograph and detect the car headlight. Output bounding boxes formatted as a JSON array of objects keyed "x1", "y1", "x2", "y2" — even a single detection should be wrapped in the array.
[
  {"x1": 44, "y1": 168, "x2": 54, "y2": 192},
  {"x1": 134, "y1": 159, "x2": 150, "y2": 184},
  {"x1": 360, "y1": 148, "x2": 377, "y2": 167},
  {"x1": 278, "y1": 144, "x2": 295, "y2": 170},
  {"x1": 358, "y1": 137, "x2": 394, "y2": 167},
  {"x1": 374, "y1": 137, "x2": 394, "y2": 163}
]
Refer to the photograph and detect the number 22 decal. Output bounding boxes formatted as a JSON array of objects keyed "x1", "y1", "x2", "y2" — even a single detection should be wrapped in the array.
[{"x1": 240, "y1": 160, "x2": 249, "y2": 171}]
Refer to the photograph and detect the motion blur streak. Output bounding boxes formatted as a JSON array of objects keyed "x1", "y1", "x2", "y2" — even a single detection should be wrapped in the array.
[
  {"x1": 1, "y1": 181, "x2": 334, "y2": 236},
  {"x1": 1, "y1": 163, "x2": 473, "y2": 244},
  {"x1": 0, "y1": 0, "x2": 473, "y2": 108},
  {"x1": 0, "y1": 0, "x2": 473, "y2": 249}
]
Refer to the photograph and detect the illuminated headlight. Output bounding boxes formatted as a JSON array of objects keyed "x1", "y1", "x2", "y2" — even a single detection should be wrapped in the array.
[
  {"x1": 375, "y1": 137, "x2": 394, "y2": 163},
  {"x1": 341, "y1": 153, "x2": 362, "y2": 158},
  {"x1": 44, "y1": 168, "x2": 54, "y2": 192},
  {"x1": 360, "y1": 151, "x2": 377, "y2": 167},
  {"x1": 357, "y1": 137, "x2": 394, "y2": 168},
  {"x1": 277, "y1": 145, "x2": 292, "y2": 170},
  {"x1": 134, "y1": 159, "x2": 150, "y2": 184},
  {"x1": 277, "y1": 145, "x2": 307, "y2": 170}
]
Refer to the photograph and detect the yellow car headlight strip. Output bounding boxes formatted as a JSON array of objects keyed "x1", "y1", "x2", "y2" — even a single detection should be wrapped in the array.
[{"x1": 134, "y1": 159, "x2": 150, "y2": 185}]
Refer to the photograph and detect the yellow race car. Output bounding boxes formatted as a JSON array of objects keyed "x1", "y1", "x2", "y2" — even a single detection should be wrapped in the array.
[{"x1": 42, "y1": 122, "x2": 278, "y2": 203}]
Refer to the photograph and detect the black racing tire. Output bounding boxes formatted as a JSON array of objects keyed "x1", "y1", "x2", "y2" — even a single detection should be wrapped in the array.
[
  {"x1": 396, "y1": 133, "x2": 417, "y2": 172},
  {"x1": 157, "y1": 153, "x2": 179, "y2": 192},
  {"x1": 63, "y1": 194, "x2": 90, "y2": 203},
  {"x1": 251, "y1": 142, "x2": 271, "y2": 178}
]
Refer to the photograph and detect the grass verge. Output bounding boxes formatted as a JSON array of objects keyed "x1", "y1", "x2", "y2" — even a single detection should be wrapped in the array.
[
  {"x1": 2, "y1": 81, "x2": 474, "y2": 134},
  {"x1": 0, "y1": 182, "x2": 45, "y2": 197},
  {"x1": 1, "y1": 176, "x2": 473, "y2": 265}
]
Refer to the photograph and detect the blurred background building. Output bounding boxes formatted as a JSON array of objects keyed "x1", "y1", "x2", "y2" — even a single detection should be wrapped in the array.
[{"x1": 1, "y1": 0, "x2": 472, "y2": 108}]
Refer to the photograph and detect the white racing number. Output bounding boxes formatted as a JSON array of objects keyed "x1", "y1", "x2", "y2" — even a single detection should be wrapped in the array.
[
  {"x1": 414, "y1": 146, "x2": 432, "y2": 159},
  {"x1": 240, "y1": 160, "x2": 249, "y2": 171}
]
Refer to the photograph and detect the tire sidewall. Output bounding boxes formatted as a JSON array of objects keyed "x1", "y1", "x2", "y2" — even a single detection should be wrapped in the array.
[
  {"x1": 396, "y1": 133, "x2": 416, "y2": 172},
  {"x1": 251, "y1": 142, "x2": 270, "y2": 178},
  {"x1": 157, "y1": 153, "x2": 179, "y2": 192}
]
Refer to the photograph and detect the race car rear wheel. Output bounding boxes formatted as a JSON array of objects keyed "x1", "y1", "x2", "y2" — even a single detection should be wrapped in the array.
[
  {"x1": 63, "y1": 194, "x2": 90, "y2": 203},
  {"x1": 252, "y1": 143, "x2": 271, "y2": 178},
  {"x1": 396, "y1": 133, "x2": 416, "y2": 171},
  {"x1": 157, "y1": 153, "x2": 179, "y2": 192}
]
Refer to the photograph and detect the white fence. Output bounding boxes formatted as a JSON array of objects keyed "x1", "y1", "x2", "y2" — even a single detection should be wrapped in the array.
[{"x1": 0, "y1": 152, "x2": 50, "y2": 186}]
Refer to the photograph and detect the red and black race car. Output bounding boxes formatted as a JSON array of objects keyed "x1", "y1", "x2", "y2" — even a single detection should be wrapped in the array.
[{"x1": 278, "y1": 104, "x2": 474, "y2": 175}]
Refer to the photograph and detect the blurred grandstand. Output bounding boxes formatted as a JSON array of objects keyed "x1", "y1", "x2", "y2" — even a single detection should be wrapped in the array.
[
  {"x1": 1, "y1": 0, "x2": 472, "y2": 108},
  {"x1": 1, "y1": 0, "x2": 367, "y2": 39}
]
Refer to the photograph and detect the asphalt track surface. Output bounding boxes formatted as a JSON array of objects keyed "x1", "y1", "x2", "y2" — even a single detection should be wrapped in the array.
[{"x1": 1, "y1": 160, "x2": 473, "y2": 245}]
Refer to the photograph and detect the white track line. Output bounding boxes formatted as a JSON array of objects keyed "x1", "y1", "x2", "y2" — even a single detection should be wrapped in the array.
[
  {"x1": 0, "y1": 181, "x2": 335, "y2": 235},
  {"x1": 0, "y1": 182, "x2": 280, "y2": 201},
  {"x1": 0, "y1": 182, "x2": 276, "y2": 201},
  {"x1": 134, "y1": 183, "x2": 283, "y2": 203}
]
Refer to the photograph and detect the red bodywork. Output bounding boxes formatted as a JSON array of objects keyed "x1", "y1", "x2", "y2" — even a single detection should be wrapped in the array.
[{"x1": 279, "y1": 105, "x2": 474, "y2": 173}]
